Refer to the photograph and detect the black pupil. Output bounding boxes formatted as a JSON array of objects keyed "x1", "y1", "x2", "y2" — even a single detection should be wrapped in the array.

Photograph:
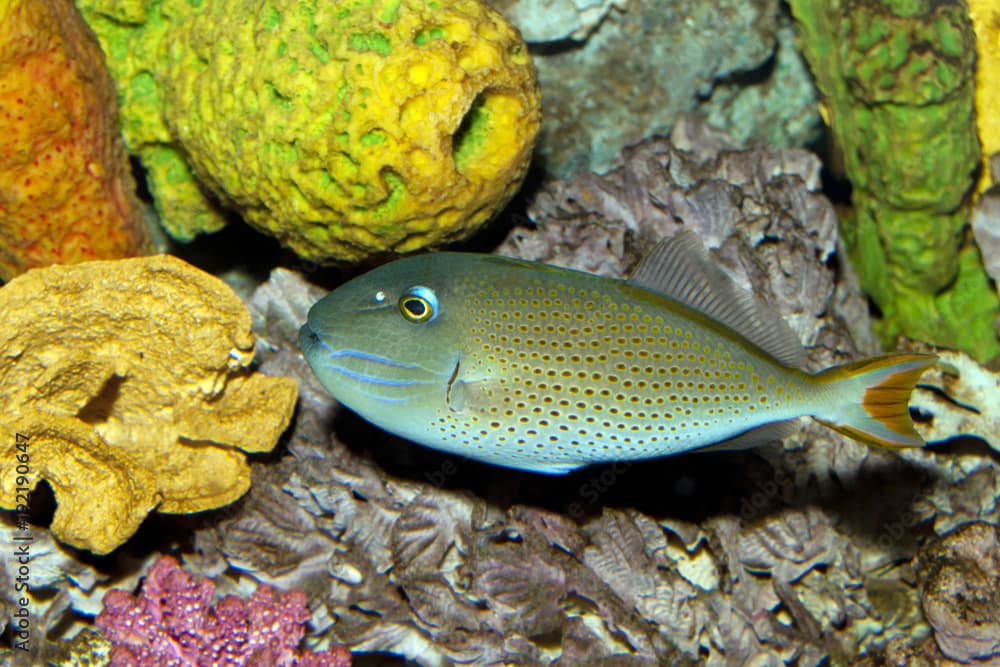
[{"x1": 405, "y1": 298, "x2": 427, "y2": 317}]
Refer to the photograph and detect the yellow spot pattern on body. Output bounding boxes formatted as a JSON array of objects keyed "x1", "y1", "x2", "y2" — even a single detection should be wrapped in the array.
[{"x1": 442, "y1": 271, "x2": 801, "y2": 460}]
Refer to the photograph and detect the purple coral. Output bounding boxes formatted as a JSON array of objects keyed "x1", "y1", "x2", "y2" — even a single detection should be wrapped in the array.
[{"x1": 95, "y1": 555, "x2": 350, "y2": 667}]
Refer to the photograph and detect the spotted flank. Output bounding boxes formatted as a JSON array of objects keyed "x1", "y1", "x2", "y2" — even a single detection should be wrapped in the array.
[{"x1": 300, "y1": 231, "x2": 937, "y2": 473}]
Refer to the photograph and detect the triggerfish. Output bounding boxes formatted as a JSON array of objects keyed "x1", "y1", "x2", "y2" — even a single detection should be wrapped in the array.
[{"x1": 300, "y1": 232, "x2": 936, "y2": 474}]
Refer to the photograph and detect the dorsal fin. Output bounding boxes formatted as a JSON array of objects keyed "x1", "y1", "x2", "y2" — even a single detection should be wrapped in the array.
[{"x1": 627, "y1": 231, "x2": 807, "y2": 369}]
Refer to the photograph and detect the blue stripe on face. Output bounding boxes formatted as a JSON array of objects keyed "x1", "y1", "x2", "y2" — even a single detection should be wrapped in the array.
[
  {"x1": 350, "y1": 387, "x2": 415, "y2": 404},
  {"x1": 316, "y1": 344, "x2": 434, "y2": 388},
  {"x1": 316, "y1": 361, "x2": 434, "y2": 387},
  {"x1": 313, "y1": 340, "x2": 437, "y2": 408},
  {"x1": 304, "y1": 325, "x2": 444, "y2": 406},
  {"x1": 321, "y1": 346, "x2": 423, "y2": 370}
]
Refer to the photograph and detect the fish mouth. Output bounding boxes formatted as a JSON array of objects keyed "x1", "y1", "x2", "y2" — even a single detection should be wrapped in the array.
[
  {"x1": 299, "y1": 321, "x2": 447, "y2": 404},
  {"x1": 299, "y1": 321, "x2": 321, "y2": 355}
]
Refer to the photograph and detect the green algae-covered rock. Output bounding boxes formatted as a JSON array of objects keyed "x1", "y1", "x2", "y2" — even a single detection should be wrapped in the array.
[
  {"x1": 77, "y1": 0, "x2": 541, "y2": 262},
  {"x1": 789, "y1": 0, "x2": 999, "y2": 360}
]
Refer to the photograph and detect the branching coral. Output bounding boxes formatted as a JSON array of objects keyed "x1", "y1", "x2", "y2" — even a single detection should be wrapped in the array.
[
  {"x1": 0, "y1": 255, "x2": 298, "y2": 554},
  {"x1": 0, "y1": 0, "x2": 153, "y2": 281},
  {"x1": 96, "y1": 555, "x2": 351, "y2": 667},
  {"x1": 0, "y1": 520, "x2": 165, "y2": 665}
]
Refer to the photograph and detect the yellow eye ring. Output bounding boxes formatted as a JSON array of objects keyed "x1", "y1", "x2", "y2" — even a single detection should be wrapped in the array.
[{"x1": 398, "y1": 286, "x2": 438, "y2": 323}]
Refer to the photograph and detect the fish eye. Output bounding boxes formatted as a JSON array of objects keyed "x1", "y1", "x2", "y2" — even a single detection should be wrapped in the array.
[{"x1": 398, "y1": 286, "x2": 438, "y2": 323}]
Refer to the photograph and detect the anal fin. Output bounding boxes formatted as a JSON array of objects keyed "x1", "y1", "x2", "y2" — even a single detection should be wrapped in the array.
[{"x1": 694, "y1": 419, "x2": 801, "y2": 453}]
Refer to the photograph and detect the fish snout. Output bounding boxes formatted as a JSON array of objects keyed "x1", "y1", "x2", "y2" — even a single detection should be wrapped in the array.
[{"x1": 299, "y1": 321, "x2": 321, "y2": 355}]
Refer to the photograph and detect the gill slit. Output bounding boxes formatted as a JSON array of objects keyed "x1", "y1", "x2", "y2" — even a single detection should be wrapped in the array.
[{"x1": 445, "y1": 355, "x2": 462, "y2": 412}]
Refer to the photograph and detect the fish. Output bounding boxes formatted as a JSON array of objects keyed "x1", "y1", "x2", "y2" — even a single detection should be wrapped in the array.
[{"x1": 299, "y1": 231, "x2": 936, "y2": 474}]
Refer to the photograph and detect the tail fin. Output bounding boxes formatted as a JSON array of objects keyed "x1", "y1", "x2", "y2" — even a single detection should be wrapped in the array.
[{"x1": 812, "y1": 353, "x2": 937, "y2": 448}]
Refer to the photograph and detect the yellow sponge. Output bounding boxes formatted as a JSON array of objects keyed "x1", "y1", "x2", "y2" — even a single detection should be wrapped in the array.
[
  {"x1": 970, "y1": 0, "x2": 1000, "y2": 191},
  {"x1": 79, "y1": 0, "x2": 541, "y2": 261}
]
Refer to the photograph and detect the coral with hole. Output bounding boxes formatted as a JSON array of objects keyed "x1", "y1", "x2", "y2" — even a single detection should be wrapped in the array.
[
  {"x1": 0, "y1": 0, "x2": 154, "y2": 281},
  {"x1": 76, "y1": 0, "x2": 541, "y2": 262},
  {"x1": 0, "y1": 255, "x2": 298, "y2": 554},
  {"x1": 788, "y1": 0, "x2": 1000, "y2": 361}
]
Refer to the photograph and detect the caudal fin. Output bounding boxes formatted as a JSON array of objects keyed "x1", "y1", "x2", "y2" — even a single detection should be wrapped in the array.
[{"x1": 812, "y1": 353, "x2": 937, "y2": 448}]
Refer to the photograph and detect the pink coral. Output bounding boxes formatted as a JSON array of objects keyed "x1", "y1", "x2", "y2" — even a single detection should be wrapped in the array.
[{"x1": 95, "y1": 555, "x2": 350, "y2": 667}]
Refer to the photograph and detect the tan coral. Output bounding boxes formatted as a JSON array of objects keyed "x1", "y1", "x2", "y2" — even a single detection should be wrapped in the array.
[
  {"x1": 0, "y1": 255, "x2": 298, "y2": 554},
  {"x1": 910, "y1": 349, "x2": 1000, "y2": 452}
]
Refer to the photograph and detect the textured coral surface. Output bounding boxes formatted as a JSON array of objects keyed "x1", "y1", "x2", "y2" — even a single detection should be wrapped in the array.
[
  {"x1": 0, "y1": 255, "x2": 298, "y2": 553},
  {"x1": 96, "y1": 555, "x2": 351, "y2": 667},
  {"x1": 789, "y1": 0, "x2": 999, "y2": 361},
  {"x1": 919, "y1": 522, "x2": 1000, "y2": 664},
  {"x1": 78, "y1": 0, "x2": 541, "y2": 261},
  {"x1": 0, "y1": 0, "x2": 152, "y2": 281},
  {"x1": 492, "y1": 0, "x2": 821, "y2": 177},
  {"x1": 972, "y1": 154, "x2": 1000, "y2": 292}
]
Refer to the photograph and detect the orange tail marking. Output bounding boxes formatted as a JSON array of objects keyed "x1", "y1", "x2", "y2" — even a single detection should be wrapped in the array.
[
  {"x1": 815, "y1": 353, "x2": 937, "y2": 449},
  {"x1": 861, "y1": 354, "x2": 936, "y2": 439}
]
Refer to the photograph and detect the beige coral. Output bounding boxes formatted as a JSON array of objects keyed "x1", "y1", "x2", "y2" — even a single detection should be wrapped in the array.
[
  {"x1": 0, "y1": 255, "x2": 298, "y2": 554},
  {"x1": 910, "y1": 348, "x2": 1000, "y2": 452}
]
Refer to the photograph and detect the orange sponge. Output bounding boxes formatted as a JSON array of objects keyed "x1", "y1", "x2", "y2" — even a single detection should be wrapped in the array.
[{"x1": 0, "y1": 0, "x2": 152, "y2": 281}]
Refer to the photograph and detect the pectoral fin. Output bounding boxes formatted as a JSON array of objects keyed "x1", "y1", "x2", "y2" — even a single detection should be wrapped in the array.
[{"x1": 446, "y1": 375, "x2": 504, "y2": 415}]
